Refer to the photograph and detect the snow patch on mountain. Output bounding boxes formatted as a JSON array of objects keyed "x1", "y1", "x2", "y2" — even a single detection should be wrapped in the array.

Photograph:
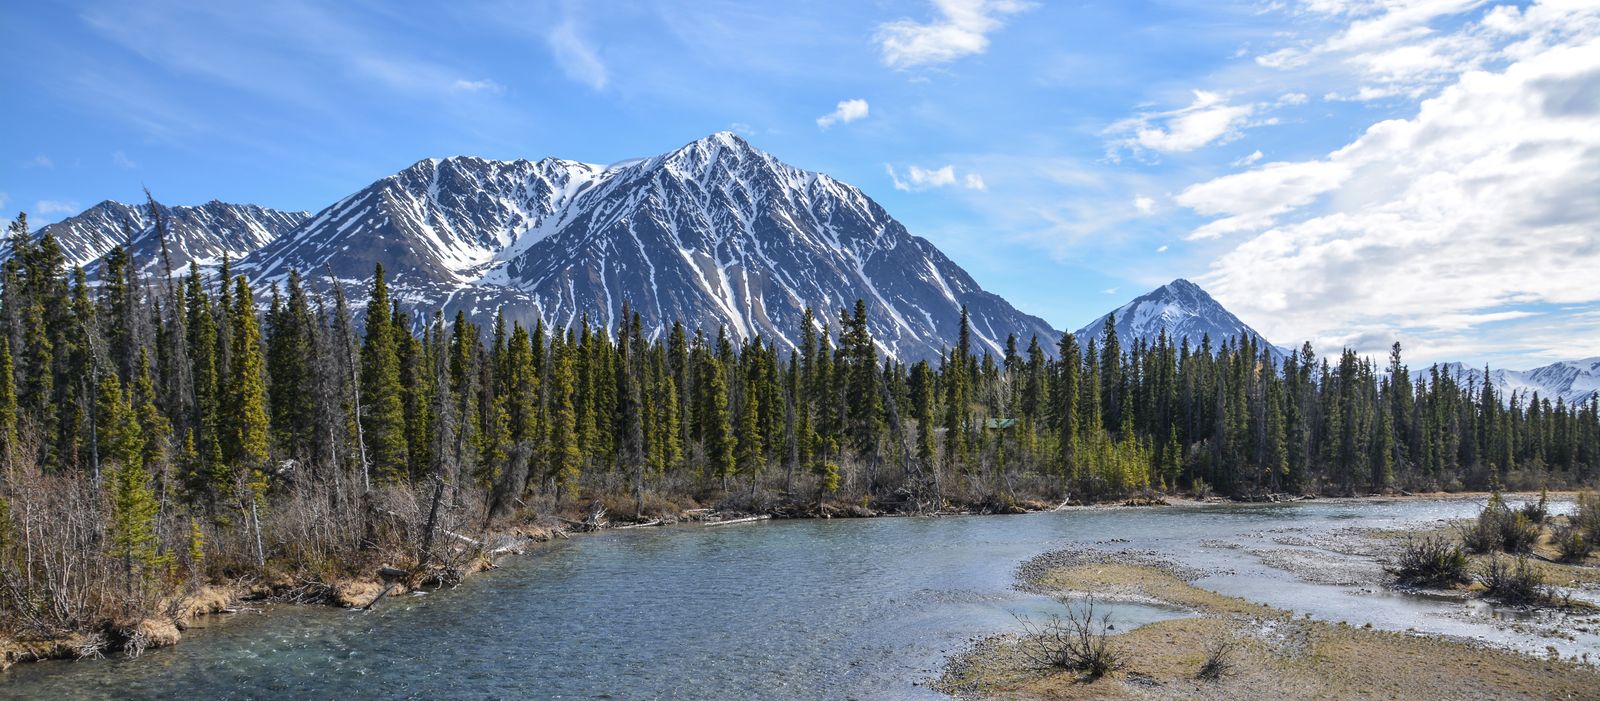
[
  {"x1": 1074, "y1": 278, "x2": 1283, "y2": 360},
  {"x1": 1438, "y1": 358, "x2": 1600, "y2": 406}
]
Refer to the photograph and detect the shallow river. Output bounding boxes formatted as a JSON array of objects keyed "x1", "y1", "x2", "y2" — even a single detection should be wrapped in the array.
[{"x1": 2, "y1": 497, "x2": 1590, "y2": 700}]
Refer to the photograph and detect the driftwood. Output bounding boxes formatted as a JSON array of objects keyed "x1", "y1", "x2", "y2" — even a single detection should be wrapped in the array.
[
  {"x1": 704, "y1": 515, "x2": 770, "y2": 527},
  {"x1": 614, "y1": 519, "x2": 662, "y2": 530},
  {"x1": 362, "y1": 582, "x2": 401, "y2": 611}
]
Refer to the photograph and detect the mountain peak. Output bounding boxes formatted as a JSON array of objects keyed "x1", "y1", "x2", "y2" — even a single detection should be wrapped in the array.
[{"x1": 1076, "y1": 278, "x2": 1281, "y2": 359}]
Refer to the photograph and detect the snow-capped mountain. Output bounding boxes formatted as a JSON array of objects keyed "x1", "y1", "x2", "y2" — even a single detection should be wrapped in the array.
[
  {"x1": 1438, "y1": 358, "x2": 1600, "y2": 406},
  {"x1": 237, "y1": 132, "x2": 1058, "y2": 360},
  {"x1": 20, "y1": 199, "x2": 307, "y2": 273},
  {"x1": 1073, "y1": 279, "x2": 1284, "y2": 360}
]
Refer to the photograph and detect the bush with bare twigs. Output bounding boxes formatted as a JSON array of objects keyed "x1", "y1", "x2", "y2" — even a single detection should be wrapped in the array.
[
  {"x1": 1014, "y1": 597, "x2": 1122, "y2": 681},
  {"x1": 1195, "y1": 636, "x2": 1238, "y2": 681},
  {"x1": 1479, "y1": 555, "x2": 1547, "y2": 605}
]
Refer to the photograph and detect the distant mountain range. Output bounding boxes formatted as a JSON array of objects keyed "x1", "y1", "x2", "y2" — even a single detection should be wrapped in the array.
[
  {"x1": 1072, "y1": 278, "x2": 1285, "y2": 360},
  {"x1": 14, "y1": 133, "x2": 1594, "y2": 391},
  {"x1": 31, "y1": 199, "x2": 307, "y2": 274},
  {"x1": 32, "y1": 133, "x2": 1056, "y2": 361},
  {"x1": 1438, "y1": 359, "x2": 1600, "y2": 406}
]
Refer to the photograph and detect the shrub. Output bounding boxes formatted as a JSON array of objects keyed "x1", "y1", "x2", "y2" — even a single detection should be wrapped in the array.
[
  {"x1": 1574, "y1": 491, "x2": 1600, "y2": 541},
  {"x1": 1015, "y1": 597, "x2": 1122, "y2": 680},
  {"x1": 1195, "y1": 637, "x2": 1237, "y2": 681},
  {"x1": 1459, "y1": 493, "x2": 1538, "y2": 554},
  {"x1": 1518, "y1": 489, "x2": 1550, "y2": 524},
  {"x1": 1479, "y1": 555, "x2": 1546, "y2": 605},
  {"x1": 1554, "y1": 523, "x2": 1592, "y2": 562},
  {"x1": 1388, "y1": 536, "x2": 1469, "y2": 586}
]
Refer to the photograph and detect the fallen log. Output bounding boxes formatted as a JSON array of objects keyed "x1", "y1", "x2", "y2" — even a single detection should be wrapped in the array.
[
  {"x1": 615, "y1": 519, "x2": 662, "y2": 530},
  {"x1": 362, "y1": 582, "x2": 400, "y2": 611},
  {"x1": 704, "y1": 514, "x2": 771, "y2": 527}
]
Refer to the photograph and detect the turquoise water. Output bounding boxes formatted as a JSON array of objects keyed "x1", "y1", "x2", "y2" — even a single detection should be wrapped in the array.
[{"x1": 2, "y1": 497, "x2": 1585, "y2": 699}]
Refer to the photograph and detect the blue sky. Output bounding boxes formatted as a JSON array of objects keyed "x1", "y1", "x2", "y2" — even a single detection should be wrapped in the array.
[{"x1": 4, "y1": 0, "x2": 1598, "y2": 369}]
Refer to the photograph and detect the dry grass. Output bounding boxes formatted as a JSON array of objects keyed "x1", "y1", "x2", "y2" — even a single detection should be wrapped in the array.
[{"x1": 941, "y1": 560, "x2": 1600, "y2": 701}]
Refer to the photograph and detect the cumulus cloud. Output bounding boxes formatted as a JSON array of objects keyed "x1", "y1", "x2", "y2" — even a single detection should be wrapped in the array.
[
  {"x1": 1157, "y1": 245, "x2": 1170, "y2": 253},
  {"x1": 1191, "y1": 29, "x2": 1600, "y2": 361},
  {"x1": 816, "y1": 98, "x2": 869, "y2": 128},
  {"x1": 886, "y1": 163, "x2": 988, "y2": 192},
  {"x1": 876, "y1": 0, "x2": 1033, "y2": 69},
  {"x1": 548, "y1": 18, "x2": 607, "y2": 90},
  {"x1": 1133, "y1": 195, "x2": 1156, "y2": 214},
  {"x1": 1107, "y1": 90, "x2": 1259, "y2": 156}
]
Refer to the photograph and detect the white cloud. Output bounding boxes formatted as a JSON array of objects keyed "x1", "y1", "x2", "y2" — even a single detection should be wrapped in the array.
[
  {"x1": 1177, "y1": 159, "x2": 1352, "y2": 239},
  {"x1": 112, "y1": 150, "x2": 138, "y2": 169},
  {"x1": 1133, "y1": 195, "x2": 1156, "y2": 214},
  {"x1": 1102, "y1": 287, "x2": 1119, "y2": 295},
  {"x1": 1233, "y1": 150, "x2": 1265, "y2": 167},
  {"x1": 816, "y1": 98, "x2": 869, "y2": 128},
  {"x1": 548, "y1": 18, "x2": 608, "y2": 90},
  {"x1": 35, "y1": 200, "x2": 80, "y2": 216},
  {"x1": 24, "y1": 155, "x2": 52, "y2": 168},
  {"x1": 451, "y1": 79, "x2": 506, "y2": 95},
  {"x1": 1108, "y1": 90, "x2": 1258, "y2": 156},
  {"x1": 885, "y1": 163, "x2": 988, "y2": 192},
  {"x1": 1253, "y1": 0, "x2": 1505, "y2": 102},
  {"x1": 1192, "y1": 28, "x2": 1600, "y2": 362},
  {"x1": 0, "y1": 193, "x2": 8, "y2": 210},
  {"x1": 876, "y1": 0, "x2": 1033, "y2": 69},
  {"x1": 1278, "y1": 92, "x2": 1310, "y2": 105},
  {"x1": 1157, "y1": 245, "x2": 1170, "y2": 253}
]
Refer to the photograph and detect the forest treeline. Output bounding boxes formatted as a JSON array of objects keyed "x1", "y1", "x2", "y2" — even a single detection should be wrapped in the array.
[{"x1": 1, "y1": 202, "x2": 1598, "y2": 652}]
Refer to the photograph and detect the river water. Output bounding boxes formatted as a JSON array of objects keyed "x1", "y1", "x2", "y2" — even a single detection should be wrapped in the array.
[{"x1": 2, "y1": 497, "x2": 1591, "y2": 700}]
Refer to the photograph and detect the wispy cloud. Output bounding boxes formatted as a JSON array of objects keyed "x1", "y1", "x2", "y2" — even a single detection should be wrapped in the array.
[
  {"x1": 112, "y1": 150, "x2": 139, "y2": 169},
  {"x1": 35, "y1": 200, "x2": 80, "y2": 216},
  {"x1": 450, "y1": 78, "x2": 506, "y2": 95},
  {"x1": 1253, "y1": 0, "x2": 1497, "y2": 102},
  {"x1": 547, "y1": 17, "x2": 608, "y2": 90},
  {"x1": 886, "y1": 163, "x2": 988, "y2": 192},
  {"x1": 876, "y1": 0, "x2": 1033, "y2": 69},
  {"x1": 1106, "y1": 90, "x2": 1260, "y2": 157},
  {"x1": 816, "y1": 98, "x2": 869, "y2": 128},
  {"x1": 24, "y1": 155, "x2": 52, "y2": 168}
]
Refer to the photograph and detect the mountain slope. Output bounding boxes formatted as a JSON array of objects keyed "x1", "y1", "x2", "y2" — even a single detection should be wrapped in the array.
[
  {"x1": 1439, "y1": 358, "x2": 1600, "y2": 406},
  {"x1": 243, "y1": 156, "x2": 607, "y2": 285},
  {"x1": 1074, "y1": 279, "x2": 1284, "y2": 359},
  {"x1": 239, "y1": 132, "x2": 1058, "y2": 360},
  {"x1": 489, "y1": 132, "x2": 1051, "y2": 359},
  {"x1": 24, "y1": 200, "x2": 307, "y2": 273}
]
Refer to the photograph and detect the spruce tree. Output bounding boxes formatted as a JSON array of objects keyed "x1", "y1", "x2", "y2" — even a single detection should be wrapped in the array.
[
  {"x1": 359, "y1": 265, "x2": 408, "y2": 481},
  {"x1": 223, "y1": 276, "x2": 271, "y2": 497}
]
